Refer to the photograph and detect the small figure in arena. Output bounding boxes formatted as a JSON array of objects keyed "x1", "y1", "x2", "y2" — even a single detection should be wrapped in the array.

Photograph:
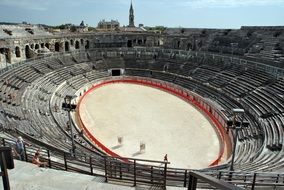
[{"x1": 164, "y1": 154, "x2": 168, "y2": 162}]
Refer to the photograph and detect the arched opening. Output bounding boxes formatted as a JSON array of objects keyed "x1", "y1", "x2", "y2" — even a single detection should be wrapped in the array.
[
  {"x1": 55, "y1": 42, "x2": 60, "y2": 52},
  {"x1": 70, "y1": 40, "x2": 74, "y2": 46},
  {"x1": 15, "y1": 46, "x2": 21, "y2": 58},
  {"x1": 85, "y1": 40, "x2": 90, "y2": 49},
  {"x1": 177, "y1": 41, "x2": 180, "y2": 49},
  {"x1": 80, "y1": 39, "x2": 84, "y2": 45},
  {"x1": 41, "y1": 43, "x2": 44, "y2": 48},
  {"x1": 187, "y1": 43, "x2": 192, "y2": 51},
  {"x1": 25, "y1": 45, "x2": 31, "y2": 59},
  {"x1": 31, "y1": 44, "x2": 34, "y2": 49},
  {"x1": 5, "y1": 49, "x2": 12, "y2": 63},
  {"x1": 45, "y1": 43, "x2": 50, "y2": 49},
  {"x1": 65, "y1": 41, "x2": 70, "y2": 52},
  {"x1": 163, "y1": 64, "x2": 169, "y2": 72},
  {"x1": 75, "y1": 41, "x2": 80, "y2": 49},
  {"x1": 35, "y1": 44, "x2": 39, "y2": 50},
  {"x1": 127, "y1": 40, "x2": 132, "y2": 48}
]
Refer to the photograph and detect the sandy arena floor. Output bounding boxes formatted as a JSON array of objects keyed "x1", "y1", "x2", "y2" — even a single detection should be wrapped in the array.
[{"x1": 79, "y1": 83, "x2": 220, "y2": 169}]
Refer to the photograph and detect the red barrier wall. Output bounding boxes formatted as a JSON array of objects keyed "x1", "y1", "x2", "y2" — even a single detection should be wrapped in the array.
[{"x1": 77, "y1": 78, "x2": 228, "y2": 166}]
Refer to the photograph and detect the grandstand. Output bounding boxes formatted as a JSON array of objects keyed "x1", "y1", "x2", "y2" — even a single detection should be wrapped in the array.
[{"x1": 0, "y1": 24, "x2": 284, "y2": 189}]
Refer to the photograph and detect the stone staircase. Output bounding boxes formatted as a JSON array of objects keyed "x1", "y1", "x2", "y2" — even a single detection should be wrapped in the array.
[{"x1": 246, "y1": 37, "x2": 284, "y2": 63}]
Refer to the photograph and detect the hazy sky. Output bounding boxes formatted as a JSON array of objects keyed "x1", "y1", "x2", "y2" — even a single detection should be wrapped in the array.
[{"x1": 0, "y1": 0, "x2": 283, "y2": 28}]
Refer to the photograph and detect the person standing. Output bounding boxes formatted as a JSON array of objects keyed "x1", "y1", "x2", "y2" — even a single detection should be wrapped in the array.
[
  {"x1": 15, "y1": 136, "x2": 25, "y2": 161},
  {"x1": 15, "y1": 136, "x2": 30, "y2": 161},
  {"x1": 164, "y1": 154, "x2": 168, "y2": 162}
]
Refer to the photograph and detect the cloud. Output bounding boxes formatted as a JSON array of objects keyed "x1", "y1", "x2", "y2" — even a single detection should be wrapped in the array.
[
  {"x1": 184, "y1": 0, "x2": 284, "y2": 8},
  {"x1": 0, "y1": 0, "x2": 50, "y2": 11}
]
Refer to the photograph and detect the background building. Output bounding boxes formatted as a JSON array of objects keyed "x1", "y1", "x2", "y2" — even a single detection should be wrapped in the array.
[{"x1": 97, "y1": 20, "x2": 120, "y2": 31}]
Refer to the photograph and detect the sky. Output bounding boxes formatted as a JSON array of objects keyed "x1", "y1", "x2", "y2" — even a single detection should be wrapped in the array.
[{"x1": 0, "y1": 0, "x2": 283, "y2": 29}]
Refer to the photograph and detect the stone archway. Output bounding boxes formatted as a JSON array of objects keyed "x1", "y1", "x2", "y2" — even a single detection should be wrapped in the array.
[
  {"x1": 45, "y1": 43, "x2": 50, "y2": 49},
  {"x1": 15, "y1": 46, "x2": 21, "y2": 58},
  {"x1": 35, "y1": 44, "x2": 40, "y2": 50},
  {"x1": 65, "y1": 41, "x2": 70, "y2": 52},
  {"x1": 85, "y1": 40, "x2": 90, "y2": 49},
  {"x1": 75, "y1": 41, "x2": 80, "y2": 49},
  {"x1": 55, "y1": 42, "x2": 60, "y2": 52},
  {"x1": 177, "y1": 41, "x2": 180, "y2": 49},
  {"x1": 127, "y1": 40, "x2": 132, "y2": 48},
  {"x1": 5, "y1": 49, "x2": 12, "y2": 63},
  {"x1": 187, "y1": 43, "x2": 192, "y2": 51},
  {"x1": 25, "y1": 45, "x2": 32, "y2": 59}
]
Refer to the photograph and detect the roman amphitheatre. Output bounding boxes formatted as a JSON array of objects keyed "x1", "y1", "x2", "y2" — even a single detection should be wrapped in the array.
[{"x1": 0, "y1": 2, "x2": 284, "y2": 190}]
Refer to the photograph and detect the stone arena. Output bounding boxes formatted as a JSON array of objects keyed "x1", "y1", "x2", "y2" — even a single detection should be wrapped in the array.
[
  {"x1": 79, "y1": 82, "x2": 220, "y2": 169},
  {"x1": 0, "y1": 3, "x2": 284, "y2": 189}
]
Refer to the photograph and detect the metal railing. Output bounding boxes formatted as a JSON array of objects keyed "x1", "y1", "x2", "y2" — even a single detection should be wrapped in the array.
[
  {"x1": 1, "y1": 135, "x2": 284, "y2": 189},
  {"x1": 188, "y1": 171, "x2": 243, "y2": 190},
  {"x1": 1, "y1": 47, "x2": 284, "y2": 189}
]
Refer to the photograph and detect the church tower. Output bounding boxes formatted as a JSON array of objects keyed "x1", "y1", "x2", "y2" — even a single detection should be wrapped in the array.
[{"x1": 128, "y1": 0, "x2": 135, "y2": 27}]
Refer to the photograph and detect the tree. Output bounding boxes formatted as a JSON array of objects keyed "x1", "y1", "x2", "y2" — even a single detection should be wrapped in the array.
[{"x1": 70, "y1": 25, "x2": 77, "y2": 32}]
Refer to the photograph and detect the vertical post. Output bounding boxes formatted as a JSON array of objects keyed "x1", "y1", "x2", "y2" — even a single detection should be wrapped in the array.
[
  {"x1": 251, "y1": 173, "x2": 257, "y2": 190},
  {"x1": 0, "y1": 152, "x2": 10, "y2": 190},
  {"x1": 119, "y1": 163, "x2": 122, "y2": 179},
  {"x1": 188, "y1": 174, "x2": 197, "y2": 190},
  {"x1": 89, "y1": 156, "x2": 93, "y2": 175},
  {"x1": 150, "y1": 166, "x2": 153, "y2": 183},
  {"x1": 184, "y1": 170, "x2": 188, "y2": 187},
  {"x1": 23, "y1": 144, "x2": 28, "y2": 162},
  {"x1": 104, "y1": 157, "x2": 108, "y2": 182},
  {"x1": 230, "y1": 109, "x2": 244, "y2": 172},
  {"x1": 218, "y1": 171, "x2": 222, "y2": 180},
  {"x1": 4, "y1": 52, "x2": 8, "y2": 68},
  {"x1": 63, "y1": 153, "x2": 68, "y2": 171},
  {"x1": 230, "y1": 128, "x2": 238, "y2": 171},
  {"x1": 114, "y1": 162, "x2": 117, "y2": 177},
  {"x1": 134, "y1": 160, "x2": 136, "y2": 187},
  {"x1": 192, "y1": 177, "x2": 197, "y2": 190},
  {"x1": 63, "y1": 95, "x2": 77, "y2": 157},
  {"x1": 109, "y1": 161, "x2": 113, "y2": 177},
  {"x1": 163, "y1": 162, "x2": 167, "y2": 188},
  {"x1": 47, "y1": 150, "x2": 51, "y2": 168},
  {"x1": 67, "y1": 110, "x2": 75, "y2": 156},
  {"x1": 188, "y1": 175, "x2": 192, "y2": 190}
]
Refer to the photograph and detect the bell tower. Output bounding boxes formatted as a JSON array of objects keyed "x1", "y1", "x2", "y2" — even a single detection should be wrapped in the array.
[{"x1": 128, "y1": 0, "x2": 135, "y2": 27}]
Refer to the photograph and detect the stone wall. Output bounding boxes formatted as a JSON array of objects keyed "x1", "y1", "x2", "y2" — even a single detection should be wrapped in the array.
[
  {"x1": 0, "y1": 33, "x2": 162, "y2": 66},
  {"x1": 0, "y1": 26, "x2": 284, "y2": 68}
]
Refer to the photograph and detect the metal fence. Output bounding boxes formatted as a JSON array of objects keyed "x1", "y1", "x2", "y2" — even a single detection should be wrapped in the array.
[{"x1": 1, "y1": 136, "x2": 284, "y2": 189}]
